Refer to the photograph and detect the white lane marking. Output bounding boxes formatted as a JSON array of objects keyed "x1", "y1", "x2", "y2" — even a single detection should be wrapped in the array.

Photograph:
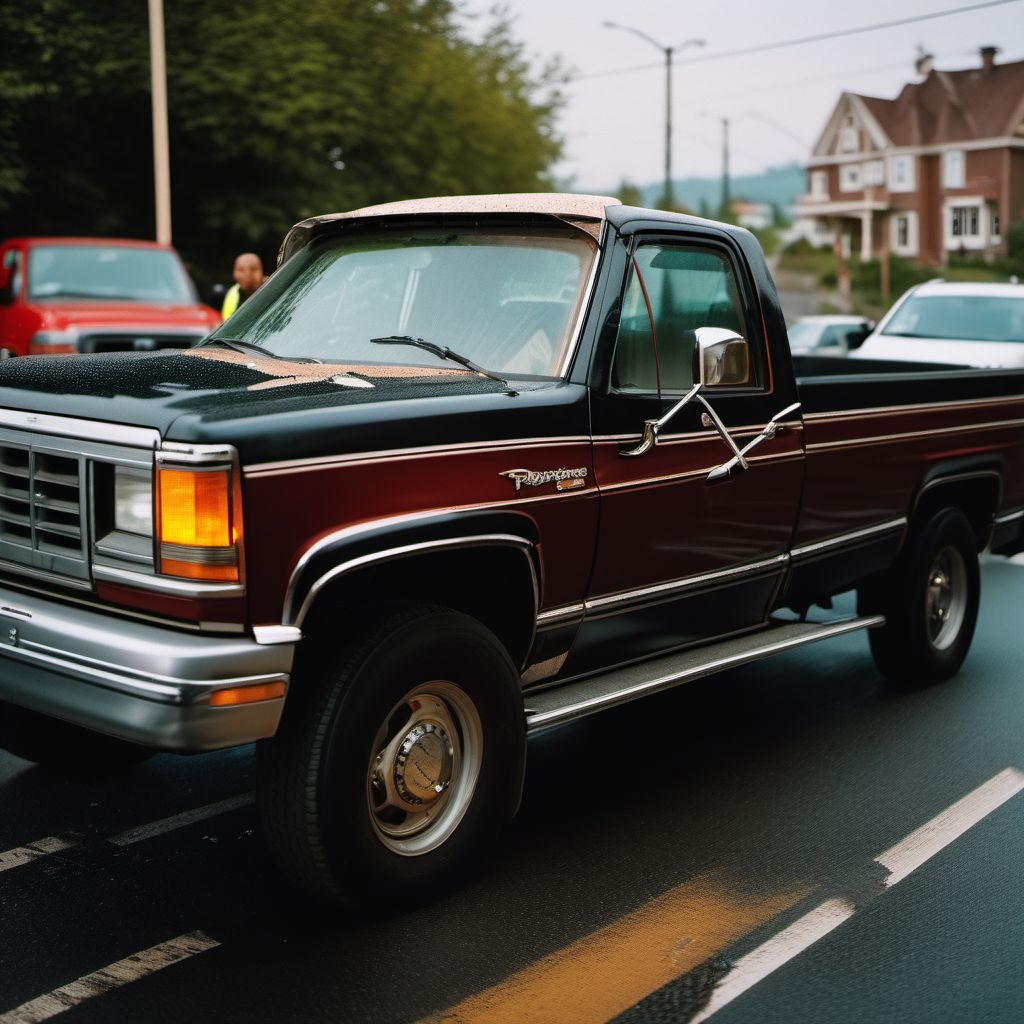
[
  {"x1": 690, "y1": 899, "x2": 855, "y2": 1024},
  {"x1": 108, "y1": 792, "x2": 255, "y2": 846},
  {"x1": 692, "y1": 767, "x2": 1024, "y2": 1021},
  {"x1": 875, "y1": 766, "x2": 1024, "y2": 886},
  {"x1": 0, "y1": 836, "x2": 78, "y2": 874},
  {"x1": 0, "y1": 931, "x2": 219, "y2": 1024}
]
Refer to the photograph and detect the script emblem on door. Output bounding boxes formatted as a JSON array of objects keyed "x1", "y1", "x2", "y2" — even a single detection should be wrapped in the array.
[{"x1": 499, "y1": 467, "x2": 587, "y2": 492}]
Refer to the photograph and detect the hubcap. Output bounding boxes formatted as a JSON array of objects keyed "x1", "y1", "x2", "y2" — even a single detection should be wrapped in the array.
[
  {"x1": 367, "y1": 682, "x2": 483, "y2": 856},
  {"x1": 926, "y1": 545, "x2": 967, "y2": 651}
]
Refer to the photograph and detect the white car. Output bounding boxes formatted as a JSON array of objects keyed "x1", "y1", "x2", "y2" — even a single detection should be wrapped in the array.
[
  {"x1": 787, "y1": 315, "x2": 874, "y2": 357},
  {"x1": 853, "y1": 280, "x2": 1024, "y2": 369}
]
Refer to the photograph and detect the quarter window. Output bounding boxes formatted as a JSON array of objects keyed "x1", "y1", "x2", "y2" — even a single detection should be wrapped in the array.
[{"x1": 611, "y1": 245, "x2": 751, "y2": 394}]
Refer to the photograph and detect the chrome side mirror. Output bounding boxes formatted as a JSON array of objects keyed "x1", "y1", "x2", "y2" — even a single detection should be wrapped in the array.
[{"x1": 620, "y1": 326, "x2": 751, "y2": 458}]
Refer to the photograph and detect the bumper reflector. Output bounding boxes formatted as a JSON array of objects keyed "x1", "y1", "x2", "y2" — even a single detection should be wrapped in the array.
[{"x1": 209, "y1": 680, "x2": 286, "y2": 707}]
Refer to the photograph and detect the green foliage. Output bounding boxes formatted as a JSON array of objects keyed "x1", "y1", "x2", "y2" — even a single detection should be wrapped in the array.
[
  {"x1": 0, "y1": 0, "x2": 564, "y2": 281},
  {"x1": 616, "y1": 180, "x2": 644, "y2": 207}
]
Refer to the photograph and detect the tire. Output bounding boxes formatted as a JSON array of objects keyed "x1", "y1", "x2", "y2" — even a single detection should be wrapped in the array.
[
  {"x1": 256, "y1": 603, "x2": 526, "y2": 908},
  {"x1": 858, "y1": 508, "x2": 980, "y2": 688},
  {"x1": 0, "y1": 701, "x2": 155, "y2": 772}
]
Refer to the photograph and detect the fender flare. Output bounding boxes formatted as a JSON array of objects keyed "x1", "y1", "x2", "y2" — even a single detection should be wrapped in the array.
[{"x1": 282, "y1": 509, "x2": 542, "y2": 629}]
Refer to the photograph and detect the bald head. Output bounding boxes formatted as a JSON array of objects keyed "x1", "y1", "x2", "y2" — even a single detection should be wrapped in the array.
[{"x1": 233, "y1": 253, "x2": 265, "y2": 296}]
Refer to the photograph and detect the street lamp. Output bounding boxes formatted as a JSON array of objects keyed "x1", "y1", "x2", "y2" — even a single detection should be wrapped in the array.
[
  {"x1": 147, "y1": 0, "x2": 172, "y2": 244},
  {"x1": 603, "y1": 22, "x2": 704, "y2": 210}
]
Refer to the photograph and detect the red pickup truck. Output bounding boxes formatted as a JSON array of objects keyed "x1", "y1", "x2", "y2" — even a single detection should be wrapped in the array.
[
  {"x1": 0, "y1": 195, "x2": 1021, "y2": 909},
  {"x1": 0, "y1": 237, "x2": 220, "y2": 356}
]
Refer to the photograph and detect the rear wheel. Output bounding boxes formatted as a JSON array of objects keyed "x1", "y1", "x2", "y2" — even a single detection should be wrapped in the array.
[
  {"x1": 858, "y1": 508, "x2": 980, "y2": 688},
  {"x1": 0, "y1": 702, "x2": 154, "y2": 772},
  {"x1": 257, "y1": 604, "x2": 526, "y2": 907}
]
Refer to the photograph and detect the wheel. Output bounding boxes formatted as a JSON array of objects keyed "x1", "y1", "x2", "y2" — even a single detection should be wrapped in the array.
[
  {"x1": 256, "y1": 604, "x2": 526, "y2": 907},
  {"x1": 0, "y1": 701, "x2": 154, "y2": 771},
  {"x1": 858, "y1": 508, "x2": 980, "y2": 688}
]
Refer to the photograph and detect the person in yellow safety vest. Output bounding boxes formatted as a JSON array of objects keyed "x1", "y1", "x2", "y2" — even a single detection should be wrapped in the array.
[{"x1": 221, "y1": 253, "x2": 266, "y2": 319}]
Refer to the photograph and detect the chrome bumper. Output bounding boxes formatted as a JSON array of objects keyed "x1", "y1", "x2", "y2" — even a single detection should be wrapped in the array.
[{"x1": 0, "y1": 586, "x2": 296, "y2": 752}]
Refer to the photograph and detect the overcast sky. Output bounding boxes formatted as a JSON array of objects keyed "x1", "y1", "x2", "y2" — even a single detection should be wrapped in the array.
[{"x1": 461, "y1": 0, "x2": 1024, "y2": 191}]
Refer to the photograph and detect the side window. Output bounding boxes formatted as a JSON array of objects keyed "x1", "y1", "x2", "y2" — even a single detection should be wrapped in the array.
[
  {"x1": 1, "y1": 249, "x2": 21, "y2": 301},
  {"x1": 611, "y1": 244, "x2": 750, "y2": 394}
]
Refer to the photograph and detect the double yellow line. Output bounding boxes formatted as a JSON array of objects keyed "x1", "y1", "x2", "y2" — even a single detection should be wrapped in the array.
[{"x1": 421, "y1": 872, "x2": 805, "y2": 1024}]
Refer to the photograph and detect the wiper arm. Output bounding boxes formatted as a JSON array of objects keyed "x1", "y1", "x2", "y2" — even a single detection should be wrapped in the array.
[
  {"x1": 199, "y1": 338, "x2": 321, "y2": 363},
  {"x1": 370, "y1": 335, "x2": 512, "y2": 390}
]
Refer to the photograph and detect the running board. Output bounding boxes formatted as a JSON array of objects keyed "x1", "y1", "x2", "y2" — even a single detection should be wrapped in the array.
[{"x1": 524, "y1": 615, "x2": 884, "y2": 734}]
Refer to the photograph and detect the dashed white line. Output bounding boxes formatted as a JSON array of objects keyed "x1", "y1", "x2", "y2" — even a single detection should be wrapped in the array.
[
  {"x1": 875, "y1": 766, "x2": 1024, "y2": 886},
  {"x1": 0, "y1": 836, "x2": 78, "y2": 874},
  {"x1": 692, "y1": 766, "x2": 1024, "y2": 1021},
  {"x1": 691, "y1": 899, "x2": 856, "y2": 1024},
  {"x1": 0, "y1": 931, "x2": 219, "y2": 1024},
  {"x1": 107, "y1": 792, "x2": 255, "y2": 846}
]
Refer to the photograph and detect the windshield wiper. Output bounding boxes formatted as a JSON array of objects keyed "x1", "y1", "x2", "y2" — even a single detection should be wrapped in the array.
[
  {"x1": 199, "y1": 338, "x2": 321, "y2": 363},
  {"x1": 369, "y1": 335, "x2": 512, "y2": 390}
]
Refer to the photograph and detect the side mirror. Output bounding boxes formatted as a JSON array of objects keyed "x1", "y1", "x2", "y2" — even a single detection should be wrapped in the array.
[
  {"x1": 844, "y1": 326, "x2": 871, "y2": 350},
  {"x1": 694, "y1": 326, "x2": 750, "y2": 388}
]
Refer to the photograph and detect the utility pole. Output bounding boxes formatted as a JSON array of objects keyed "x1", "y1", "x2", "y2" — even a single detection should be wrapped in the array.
[
  {"x1": 603, "y1": 23, "x2": 704, "y2": 210},
  {"x1": 148, "y1": 0, "x2": 172, "y2": 244},
  {"x1": 699, "y1": 112, "x2": 731, "y2": 220}
]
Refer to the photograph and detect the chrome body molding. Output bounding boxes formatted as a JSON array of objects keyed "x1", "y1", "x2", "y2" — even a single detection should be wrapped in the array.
[
  {"x1": 0, "y1": 408, "x2": 160, "y2": 449},
  {"x1": 536, "y1": 602, "x2": 586, "y2": 627},
  {"x1": 288, "y1": 533, "x2": 539, "y2": 629},
  {"x1": 0, "y1": 585, "x2": 295, "y2": 752},
  {"x1": 585, "y1": 554, "x2": 789, "y2": 616},
  {"x1": 252, "y1": 624, "x2": 303, "y2": 645},
  {"x1": 801, "y1": 394, "x2": 1024, "y2": 422},
  {"x1": 994, "y1": 509, "x2": 1024, "y2": 525},
  {"x1": 157, "y1": 441, "x2": 237, "y2": 466},
  {"x1": 805, "y1": 417, "x2": 1024, "y2": 452},
  {"x1": 789, "y1": 518, "x2": 908, "y2": 561},
  {"x1": 93, "y1": 564, "x2": 245, "y2": 600}
]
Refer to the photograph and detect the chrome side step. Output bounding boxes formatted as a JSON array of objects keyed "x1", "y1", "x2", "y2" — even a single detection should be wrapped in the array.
[{"x1": 524, "y1": 615, "x2": 884, "y2": 735}]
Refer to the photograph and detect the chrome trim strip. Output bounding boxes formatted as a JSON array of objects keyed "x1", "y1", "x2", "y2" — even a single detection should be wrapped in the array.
[
  {"x1": 994, "y1": 509, "x2": 1024, "y2": 525},
  {"x1": 789, "y1": 518, "x2": 907, "y2": 560},
  {"x1": 157, "y1": 442, "x2": 236, "y2": 466},
  {"x1": 585, "y1": 554, "x2": 789, "y2": 614},
  {"x1": 596, "y1": 451, "x2": 803, "y2": 494},
  {"x1": 557, "y1": 222, "x2": 605, "y2": 378},
  {"x1": 0, "y1": 408, "x2": 160, "y2": 449},
  {"x1": 525, "y1": 616, "x2": 885, "y2": 733},
  {"x1": 252, "y1": 624, "x2": 304, "y2": 645},
  {"x1": 245, "y1": 436, "x2": 594, "y2": 476},
  {"x1": 289, "y1": 534, "x2": 540, "y2": 632},
  {"x1": 593, "y1": 422, "x2": 803, "y2": 444},
  {"x1": 0, "y1": 559, "x2": 93, "y2": 591},
  {"x1": 802, "y1": 394, "x2": 1024, "y2": 422},
  {"x1": 805, "y1": 417, "x2": 1024, "y2": 452},
  {"x1": 536, "y1": 602, "x2": 585, "y2": 626},
  {"x1": 93, "y1": 564, "x2": 245, "y2": 599}
]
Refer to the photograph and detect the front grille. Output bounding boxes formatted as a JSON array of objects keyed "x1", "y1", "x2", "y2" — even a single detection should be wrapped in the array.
[
  {"x1": 0, "y1": 441, "x2": 89, "y2": 581},
  {"x1": 78, "y1": 332, "x2": 201, "y2": 354}
]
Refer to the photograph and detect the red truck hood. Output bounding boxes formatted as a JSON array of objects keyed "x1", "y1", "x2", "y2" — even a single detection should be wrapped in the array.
[{"x1": 36, "y1": 300, "x2": 220, "y2": 332}]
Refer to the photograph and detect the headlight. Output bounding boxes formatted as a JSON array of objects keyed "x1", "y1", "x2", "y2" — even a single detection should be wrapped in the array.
[
  {"x1": 28, "y1": 330, "x2": 79, "y2": 355},
  {"x1": 114, "y1": 466, "x2": 154, "y2": 535}
]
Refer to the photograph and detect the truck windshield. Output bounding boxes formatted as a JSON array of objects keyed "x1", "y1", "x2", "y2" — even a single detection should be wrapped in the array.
[
  {"x1": 27, "y1": 245, "x2": 195, "y2": 304},
  {"x1": 882, "y1": 294, "x2": 1024, "y2": 343},
  {"x1": 208, "y1": 226, "x2": 596, "y2": 377}
]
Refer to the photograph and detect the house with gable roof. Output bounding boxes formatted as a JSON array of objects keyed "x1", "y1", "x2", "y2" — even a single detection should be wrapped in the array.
[{"x1": 793, "y1": 47, "x2": 1024, "y2": 265}]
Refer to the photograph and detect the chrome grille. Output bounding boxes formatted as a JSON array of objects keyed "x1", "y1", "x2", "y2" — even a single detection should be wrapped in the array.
[{"x1": 0, "y1": 441, "x2": 88, "y2": 581}]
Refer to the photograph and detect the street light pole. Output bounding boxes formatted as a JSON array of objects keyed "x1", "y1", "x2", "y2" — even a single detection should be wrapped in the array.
[
  {"x1": 603, "y1": 23, "x2": 704, "y2": 210},
  {"x1": 147, "y1": 0, "x2": 172, "y2": 245}
]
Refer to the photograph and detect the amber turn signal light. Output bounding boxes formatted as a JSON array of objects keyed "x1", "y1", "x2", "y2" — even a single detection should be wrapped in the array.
[
  {"x1": 156, "y1": 467, "x2": 241, "y2": 582},
  {"x1": 209, "y1": 680, "x2": 286, "y2": 707}
]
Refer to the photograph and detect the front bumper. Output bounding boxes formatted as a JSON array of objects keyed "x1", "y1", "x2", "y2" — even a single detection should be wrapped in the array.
[{"x1": 0, "y1": 586, "x2": 295, "y2": 752}]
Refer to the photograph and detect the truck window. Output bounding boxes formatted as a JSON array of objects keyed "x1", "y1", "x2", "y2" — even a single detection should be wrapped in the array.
[
  {"x1": 2, "y1": 249, "x2": 21, "y2": 301},
  {"x1": 611, "y1": 245, "x2": 750, "y2": 394}
]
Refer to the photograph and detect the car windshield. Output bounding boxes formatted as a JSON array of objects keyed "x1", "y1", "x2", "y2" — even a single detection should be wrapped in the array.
[
  {"x1": 787, "y1": 321, "x2": 826, "y2": 348},
  {"x1": 208, "y1": 226, "x2": 596, "y2": 377},
  {"x1": 882, "y1": 294, "x2": 1024, "y2": 343},
  {"x1": 27, "y1": 245, "x2": 195, "y2": 304}
]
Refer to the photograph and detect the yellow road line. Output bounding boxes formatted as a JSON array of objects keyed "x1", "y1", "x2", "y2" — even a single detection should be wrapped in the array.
[{"x1": 421, "y1": 872, "x2": 807, "y2": 1024}]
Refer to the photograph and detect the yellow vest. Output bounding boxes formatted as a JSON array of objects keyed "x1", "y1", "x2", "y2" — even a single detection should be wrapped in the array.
[{"x1": 221, "y1": 283, "x2": 241, "y2": 319}]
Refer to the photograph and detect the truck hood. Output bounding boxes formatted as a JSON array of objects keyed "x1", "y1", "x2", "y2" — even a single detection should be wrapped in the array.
[
  {"x1": 0, "y1": 349, "x2": 567, "y2": 464},
  {"x1": 34, "y1": 300, "x2": 220, "y2": 333}
]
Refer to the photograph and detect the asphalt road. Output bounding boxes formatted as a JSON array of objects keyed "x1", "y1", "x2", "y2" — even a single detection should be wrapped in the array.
[{"x1": 1, "y1": 558, "x2": 1022, "y2": 1024}]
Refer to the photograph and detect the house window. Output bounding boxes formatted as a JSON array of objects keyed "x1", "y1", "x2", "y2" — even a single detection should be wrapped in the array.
[
  {"x1": 864, "y1": 160, "x2": 885, "y2": 187},
  {"x1": 897, "y1": 217, "x2": 909, "y2": 247},
  {"x1": 839, "y1": 164, "x2": 862, "y2": 192},
  {"x1": 840, "y1": 125, "x2": 858, "y2": 153},
  {"x1": 810, "y1": 170, "x2": 828, "y2": 198},
  {"x1": 943, "y1": 150, "x2": 965, "y2": 189},
  {"x1": 992, "y1": 210, "x2": 1001, "y2": 238},
  {"x1": 889, "y1": 155, "x2": 915, "y2": 192},
  {"x1": 891, "y1": 211, "x2": 918, "y2": 256},
  {"x1": 951, "y1": 206, "x2": 980, "y2": 237}
]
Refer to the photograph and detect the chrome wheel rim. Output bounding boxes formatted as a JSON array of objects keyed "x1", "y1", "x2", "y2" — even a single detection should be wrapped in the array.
[
  {"x1": 926, "y1": 545, "x2": 967, "y2": 651},
  {"x1": 367, "y1": 680, "x2": 483, "y2": 856}
]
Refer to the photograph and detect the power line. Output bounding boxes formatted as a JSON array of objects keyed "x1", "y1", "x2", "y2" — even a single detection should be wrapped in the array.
[{"x1": 568, "y1": 0, "x2": 1022, "y2": 82}]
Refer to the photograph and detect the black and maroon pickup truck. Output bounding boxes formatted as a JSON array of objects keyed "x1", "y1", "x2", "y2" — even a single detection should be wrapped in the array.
[{"x1": 0, "y1": 195, "x2": 1022, "y2": 906}]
